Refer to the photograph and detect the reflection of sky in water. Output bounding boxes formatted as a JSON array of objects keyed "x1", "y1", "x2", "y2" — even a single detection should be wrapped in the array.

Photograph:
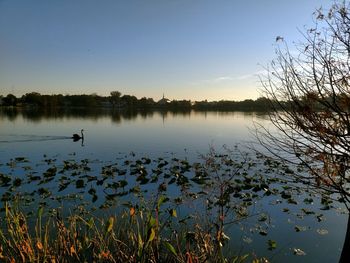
[
  {"x1": 0, "y1": 110, "x2": 271, "y2": 161},
  {"x1": 0, "y1": 110, "x2": 346, "y2": 262}
]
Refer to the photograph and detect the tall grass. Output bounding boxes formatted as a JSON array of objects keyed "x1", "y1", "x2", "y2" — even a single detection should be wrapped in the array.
[{"x1": 0, "y1": 202, "x2": 268, "y2": 263}]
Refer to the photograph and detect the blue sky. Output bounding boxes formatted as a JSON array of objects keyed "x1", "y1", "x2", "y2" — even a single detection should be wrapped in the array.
[{"x1": 0, "y1": 0, "x2": 331, "y2": 101}]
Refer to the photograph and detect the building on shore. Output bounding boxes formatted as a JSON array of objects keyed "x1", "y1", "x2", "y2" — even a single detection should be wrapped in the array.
[{"x1": 157, "y1": 94, "x2": 169, "y2": 106}]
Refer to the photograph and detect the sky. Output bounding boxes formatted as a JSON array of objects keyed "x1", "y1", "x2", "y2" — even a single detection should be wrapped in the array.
[{"x1": 0, "y1": 0, "x2": 332, "y2": 101}]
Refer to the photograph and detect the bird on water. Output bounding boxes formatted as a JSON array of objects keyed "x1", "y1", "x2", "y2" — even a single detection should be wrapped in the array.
[{"x1": 72, "y1": 129, "x2": 84, "y2": 142}]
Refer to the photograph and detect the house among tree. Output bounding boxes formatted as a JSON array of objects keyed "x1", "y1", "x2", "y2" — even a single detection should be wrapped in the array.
[{"x1": 157, "y1": 94, "x2": 169, "y2": 105}]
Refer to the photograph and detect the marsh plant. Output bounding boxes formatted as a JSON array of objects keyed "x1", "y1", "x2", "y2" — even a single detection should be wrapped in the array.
[{"x1": 0, "y1": 147, "x2": 334, "y2": 262}]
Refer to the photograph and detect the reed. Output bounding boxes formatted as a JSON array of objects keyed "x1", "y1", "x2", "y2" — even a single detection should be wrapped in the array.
[{"x1": 0, "y1": 202, "x2": 268, "y2": 263}]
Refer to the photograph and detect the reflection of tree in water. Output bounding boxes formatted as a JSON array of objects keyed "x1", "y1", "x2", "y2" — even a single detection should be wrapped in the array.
[
  {"x1": 0, "y1": 108, "x2": 19, "y2": 121},
  {"x1": 169, "y1": 109, "x2": 191, "y2": 117},
  {"x1": 139, "y1": 109, "x2": 154, "y2": 119},
  {"x1": 111, "y1": 109, "x2": 138, "y2": 123},
  {"x1": 1, "y1": 108, "x2": 202, "y2": 124},
  {"x1": 111, "y1": 112, "x2": 122, "y2": 123}
]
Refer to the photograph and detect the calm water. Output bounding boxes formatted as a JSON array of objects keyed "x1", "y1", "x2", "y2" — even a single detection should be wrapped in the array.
[
  {"x1": 0, "y1": 109, "x2": 269, "y2": 160},
  {"x1": 0, "y1": 108, "x2": 346, "y2": 262}
]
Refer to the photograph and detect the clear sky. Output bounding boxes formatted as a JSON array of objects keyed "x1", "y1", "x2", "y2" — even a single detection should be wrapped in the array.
[{"x1": 0, "y1": 0, "x2": 331, "y2": 101}]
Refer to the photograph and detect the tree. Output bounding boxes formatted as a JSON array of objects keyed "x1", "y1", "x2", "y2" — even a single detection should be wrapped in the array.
[
  {"x1": 257, "y1": 2, "x2": 350, "y2": 262},
  {"x1": 121, "y1": 94, "x2": 138, "y2": 108},
  {"x1": 21, "y1": 92, "x2": 43, "y2": 107},
  {"x1": 110, "y1": 91, "x2": 122, "y2": 107},
  {"x1": 3, "y1": 94, "x2": 17, "y2": 106}
]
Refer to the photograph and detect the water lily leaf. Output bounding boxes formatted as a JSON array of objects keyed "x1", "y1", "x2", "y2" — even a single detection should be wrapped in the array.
[
  {"x1": 242, "y1": 236, "x2": 252, "y2": 244},
  {"x1": 316, "y1": 214, "x2": 324, "y2": 222},
  {"x1": 320, "y1": 205, "x2": 331, "y2": 210},
  {"x1": 294, "y1": 225, "x2": 308, "y2": 232},
  {"x1": 316, "y1": 228, "x2": 328, "y2": 235},
  {"x1": 301, "y1": 208, "x2": 315, "y2": 215},
  {"x1": 157, "y1": 196, "x2": 169, "y2": 208},
  {"x1": 0, "y1": 174, "x2": 12, "y2": 187},
  {"x1": 152, "y1": 168, "x2": 163, "y2": 176},
  {"x1": 136, "y1": 175, "x2": 149, "y2": 184},
  {"x1": 76, "y1": 179, "x2": 85, "y2": 188},
  {"x1": 97, "y1": 179, "x2": 104, "y2": 186},
  {"x1": 88, "y1": 188, "x2": 96, "y2": 195},
  {"x1": 259, "y1": 230, "x2": 268, "y2": 236},
  {"x1": 86, "y1": 175, "x2": 97, "y2": 182},
  {"x1": 293, "y1": 248, "x2": 306, "y2": 256},
  {"x1": 281, "y1": 191, "x2": 292, "y2": 199},
  {"x1": 150, "y1": 175, "x2": 159, "y2": 183},
  {"x1": 287, "y1": 198, "x2": 298, "y2": 205},
  {"x1": 168, "y1": 178, "x2": 176, "y2": 184},
  {"x1": 58, "y1": 182, "x2": 69, "y2": 192},
  {"x1": 268, "y1": 239, "x2": 277, "y2": 250},
  {"x1": 252, "y1": 185, "x2": 261, "y2": 192},
  {"x1": 169, "y1": 209, "x2": 177, "y2": 218},
  {"x1": 118, "y1": 180, "x2": 128, "y2": 188},
  {"x1": 118, "y1": 169, "x2": 127, "y2": 176},
  {"x1": 23, "y1": 166, "x2": 32, "y2": 171},
  {"x1": 242, "y1": 183, "x2": 253, "y2": 190},
  {"x1": 83, "y1": 166, "x2": 91, "y2": 172},
  {"x1": 142, "y1": 158, "x2": 151, "y2": 164},
  {"x1": 191, "y1": 177, "x2": 208, "y2": 185},
  {"x1": 303, "y1": 198, "x2": 313, "y2": 204},
  {"x1": 116, "y1": 191, "x2": 128, "y2": 196},
  {"x1": 28, "y1": 175, "x2": 41, "y2": 182},
  {"x1": 158, "y1": 161, "x2": 168, "y2": 168},
  {"x1": 321, "y1": 196, "x2": 333, "y2": 205},
  {"x1": 174, "y1": 197, "x2": 182, "y2": 204},
  {"x1": 130, "y1": 186, "x2": 141, "y2": 193},
  {"x1": 37, "y1": 188, "x2": 51, "y2": 197},
  {"x1": 15, "y1": 157, "x2": 28, "y2": 162},
  {"x1": 258, "y1": 214, "x2": 268, "y2": 222},
  {"x1": 43, "y1": 167, "x2": 57, "y2": 178},
  {"x1": 105, "y1": 193, "x2": 117, "y2": 201},
  {"x1": 264, "y1": 190, "x2": 272, "y2": 196},
  {"x1": 12, "y1": 178, "x2": 22, "y2": 187}
]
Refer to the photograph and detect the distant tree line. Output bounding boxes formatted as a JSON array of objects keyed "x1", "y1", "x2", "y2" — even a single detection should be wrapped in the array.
[{"x1": 0, "y1": 91, "x2": 272, "y2": 111}]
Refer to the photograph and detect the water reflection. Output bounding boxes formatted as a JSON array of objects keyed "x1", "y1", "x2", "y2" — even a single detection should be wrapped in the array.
[{"x1": 0, "y1": 108, "x2": 269, "y2": 123}]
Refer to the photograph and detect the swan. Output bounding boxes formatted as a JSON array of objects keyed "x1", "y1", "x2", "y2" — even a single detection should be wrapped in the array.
[{"x1": 72, "y1": 129, "x2": 84, "y2": 141}]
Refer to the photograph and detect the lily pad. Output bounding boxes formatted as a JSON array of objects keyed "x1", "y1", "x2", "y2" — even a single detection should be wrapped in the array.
[
  {"x1": 316, "y1": 228, "x2": 328, "y2": 235},
  {"x1": 268, "y1": 239, "x2": 277, "y2": 250},
  {"x1": 293, "y1": 248, "x2": 306, "y2": 256}
]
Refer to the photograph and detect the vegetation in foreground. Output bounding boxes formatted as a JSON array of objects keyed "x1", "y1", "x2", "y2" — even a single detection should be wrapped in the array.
[
  {"x1": 0, "y1": 147, "x2": 342, "y2": 262},
  {"x1": 0, "y1": 203, "x2": 271, "y2": 263}
]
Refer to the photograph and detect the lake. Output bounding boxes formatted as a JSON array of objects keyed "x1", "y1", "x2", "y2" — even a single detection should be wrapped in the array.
[{"x1": 0, "y1": 108, "x2": 346, "y2": 262}]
